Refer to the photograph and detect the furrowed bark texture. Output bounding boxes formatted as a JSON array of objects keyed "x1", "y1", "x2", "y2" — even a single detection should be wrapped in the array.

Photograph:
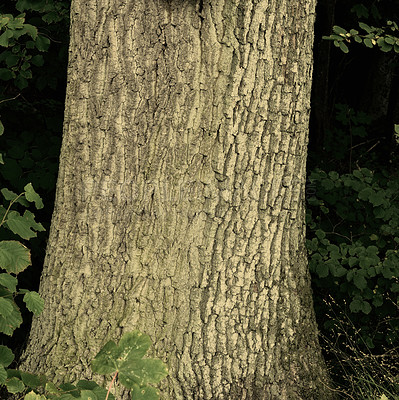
[{"x1": 21, "y1": 0, "x2": 336, "y2": 398}]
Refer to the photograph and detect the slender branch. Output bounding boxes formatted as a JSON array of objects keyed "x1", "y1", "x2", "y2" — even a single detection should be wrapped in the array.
[
  {"x1": 0, "y1": 94, "x2": 20, "y2": 105},
  {"x1": 105, "y1": 371, "x2": 118, "y2": 400},
  {"x1": 0, "y1": 193, "x2": 24, "y2": 228}
]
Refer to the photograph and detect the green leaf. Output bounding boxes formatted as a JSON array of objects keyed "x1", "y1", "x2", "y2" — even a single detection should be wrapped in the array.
[
  {"x1": 22, "y1": 24, "x2": 37, "y2": 40},
  {"x1": 361, "y1": 300, "x2": 372, "y2": 314},
  {"x1": 363, "y1": 38, "x2": 373, "y2": 48},
  {"x1": 118, "y1": 331, "x2": 152, "y2": 360},
  {"x1": 91, "y1": 341, "x2": 119, "y2": 374},
  {"x1": 0, "y1": 120, "x2": 3, "y2": 136},
  {"x1": 1, "y1": 188, "x2": 29, "y2": 206},
  {"x1": 34, "y1": 35, "x2": 50, "y2": 51},
  {"x1": 0, "y1": 345, "x2": 14, "y2": 367},
  {"x1": 316, "y1": 263, "x2": 329, "y2": 278},
  {"x1": 5, "y1": 54, "x2": 19, "y2": 67},
  {"x1": 6, "y1": 210, "x2": 45, "y2": 240},
  {"x1": 0, "y1": 300, "x2": 23, "y2": 335},
  {"x1": 78, "y1": 390, "x2": 98, "y2": 400},
  {"x1": 359, "y1": 22, "x2": 372, "y2": 33},
  {"x1": 91, "y1": 331, "x2": 167, "y2": 390},
  {"x1": 20, "y1": 371, "x2": 44, "y2": 388},
  {"x1": 24, "y1": 391, "x2": 47, "y2": 400},
  {"x1": 349, "y1": 299, "x2": 363, "y2": 313},
  {"x1": 0, "y1": 273, "x2": 17, "y2": 292},
  {"x1": 119, "y1": 358, "x2": 168, "y2": 389},
  {"x1": 0, "y1": 68, "x2": 13, "y2": 80},
  {"x1": 0, "y1": 240, "x2": 31, "y2": 274},
  {"x1": 353, "y1": 272, "x2": 367, "y2": 290},
  {"x1": 31, "y1": 54, "x2": 44, "y2": 67},
  {"x1": 0, "y1": 297, "x2": 14, "y2": 317},
  {"x1": 0, "y1": 30, "x2": 14, "y2": 47},
  {"x1": 23, "y1": 291, "x2": 44, "y2": 315},
  {"x1": 0, "y1": 365, "x2": 7, "y2": 384},
  {"x1": 131, "y1": 384, "x2": 160, "y2": 400},
  {"x1": 6, "y1": 377, "x2": 25, "y2": 393},
  {"x1": 76, "y1": 381, "x2": 114, "y2": 400},
  {"x1": 338, "y1": 41, "x2": 349, "y2": 53},
  {"x1": 333, "y1": 25, "x2": 347, "y2": 35},
  {"x1": 24, "y1": 183, "x2": 44, "y2": 209},
  {"x1": 45, "y1": 381, "x2": 59, "y2": 394}
]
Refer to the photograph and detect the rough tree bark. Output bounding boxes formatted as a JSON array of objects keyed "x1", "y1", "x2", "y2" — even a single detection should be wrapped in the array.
[{"x1": 21, "y1": 0, "x2": 336, "y2": 398}]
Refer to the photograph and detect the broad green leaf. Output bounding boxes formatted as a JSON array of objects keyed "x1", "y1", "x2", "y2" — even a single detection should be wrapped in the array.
[
  {"x1": 31, "y1": 54, "x2": 44, "y2": 66},
  {"x1": 91, "y1": 341, "x2": 119, "y2": 374},
  {"x1": 24, "y1": 391, "x2": 47, "y2": 400},
  {"x1": 76, "y1": 381, "x2": 114, "y2": 400},
  {"x1": 0, "y1": 68, "x2": 13, "y2": 81},
  {"x1": 0, "y1": 300, "x2": 23, "y2": 335},
  {"x1": 0, "y1": 365, "x2": 6, "y2": 384},
  {"x1": 372, "y1": 295, "x2": 383, "y2": 307},
  {"x1": 353, "y1": 272, "x2": 367, "y2": 290},
  {"x1": 7, "y1": 368, "x2": 22, "y2": 379},
  {"x1": 385, "y1": 37, "x2": 395, "y2": 45},
  {"x1": 131, "y1": 384, "x2": 160, "y2": 400},
  {"x1": 0, "y1": 240, "x2": 31, "y2": 274},
  {"x1": 78, "y1": 390, "x2": 98, "y2": 400},
  {"x1": 363, "y1": 38, "x2": 373, "y2": 48},
  {"x1": 5, "y1": 54, "x2": 19, "y2": 67},
  {"x1": 379, "y1": 41, "x2": 393, "y2": 52},
  {"x1": 316, "y1": 263, "x2": 329, "y2": 278},
  {"x1": 0, "y1": 345, "x2": 14, "y2": 367},
  {"x1": 1, "y1": 188, "x2": 19, "y2": 201},
  {"x1": 0, "y1": 273, "x2": 17, "y2": 292},
  {"x1": 20, "y1": 371, "x2": 43, "y2": 388},
  {"x1": 361, "y1": 300, "x2": 372, "y2": 314},
  {"x1": 332, "y1": 25, "x2": 347, "y2": 35},
  {"x1": 349, "y1": 299, "x2": 363, "y2": 313},
  {"x1": 359, "y1": 22, "x2": 372, "y2": 33},
  {"x1": 35, "y1": 35, "x2": 50, "y2": 51},
  {"x1": 0, "y1": 30, "x2": 14, "y2": 47},
  {"x1": 15, "y1": 75, "x2": 28, "y2": 89},
  {"x1": 76, "y1": 381, "x2": 99, "y2": 390},
  {"x1": 22, "y1": 23, "x2": 37, "y2": 39},
  {"x1": 118, "y1": 331, "x2": 152, "y2": 361},
  {"x1": 6, "y1": 210, "x2": 45, "y2": 240},
  {"x1": 23, "y1": 291, "x2": 44, "y2": 315},
  {"x1": 6, "y1": 377, "x2": 25, "y2": 393},
  {"x1": 45, "y1": 381, "x2": 59, "y2": 394},
  {"x1": 0, "y1": 297, "x2": 14, "y2": 317},
  {"x1": 1, "y1": 188, "x2": 29, "y2": 206},
  {"x1": 119, "y1": 358, "x2": 168, "y2": 389},
  {"x1": 0, "y1": 120, "x2": 4, "y2": 135},
  {"x1": 24, "y1": 183, "x2": 44, "y2": 209}
]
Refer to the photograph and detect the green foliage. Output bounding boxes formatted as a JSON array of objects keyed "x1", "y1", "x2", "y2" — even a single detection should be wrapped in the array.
[
  {"x1": 0, "y1": 183, "x2": 44, "y2": 336},
  {"x1": 307, "y1": 167, "x2": 399, "y2": 348},
  {"x1": 0, "y1": 13, "x2": 49, "y2": 89},
  {"x1": 91, "y1": 331, "x2": 168, "y2": 397},
  {"x1": 0, "y1": 332, "x2": 168, "y2": 400},
  {"x1": 323, "y1": 20, "x2": 399, "y2": 54}
]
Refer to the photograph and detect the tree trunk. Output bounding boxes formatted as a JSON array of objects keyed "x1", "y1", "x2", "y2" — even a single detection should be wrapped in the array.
[{"x1": 21, "y1": 0, "x2": 336, "y2": 398}]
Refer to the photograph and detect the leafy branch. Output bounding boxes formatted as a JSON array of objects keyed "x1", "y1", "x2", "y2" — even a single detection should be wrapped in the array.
[{"x1": 323, "y1": 20, "x2": 399, "y2": 53}]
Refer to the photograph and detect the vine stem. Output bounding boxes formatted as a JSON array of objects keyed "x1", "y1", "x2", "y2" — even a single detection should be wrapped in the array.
[
  {"x1": 105, "y1": 371, "x2": 118, "y2": 400},
  {"x1": 0, "y1": 192, "x2": 24, "y2": 228}
]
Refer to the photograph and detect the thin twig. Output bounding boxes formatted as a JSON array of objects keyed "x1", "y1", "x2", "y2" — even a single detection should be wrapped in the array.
[
  {"x1": 105, "y1": 371, "x2": 118, "y2": 400},
  {"x1": 0, "y1": 93, "x2": 20, "y2": 105}
]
